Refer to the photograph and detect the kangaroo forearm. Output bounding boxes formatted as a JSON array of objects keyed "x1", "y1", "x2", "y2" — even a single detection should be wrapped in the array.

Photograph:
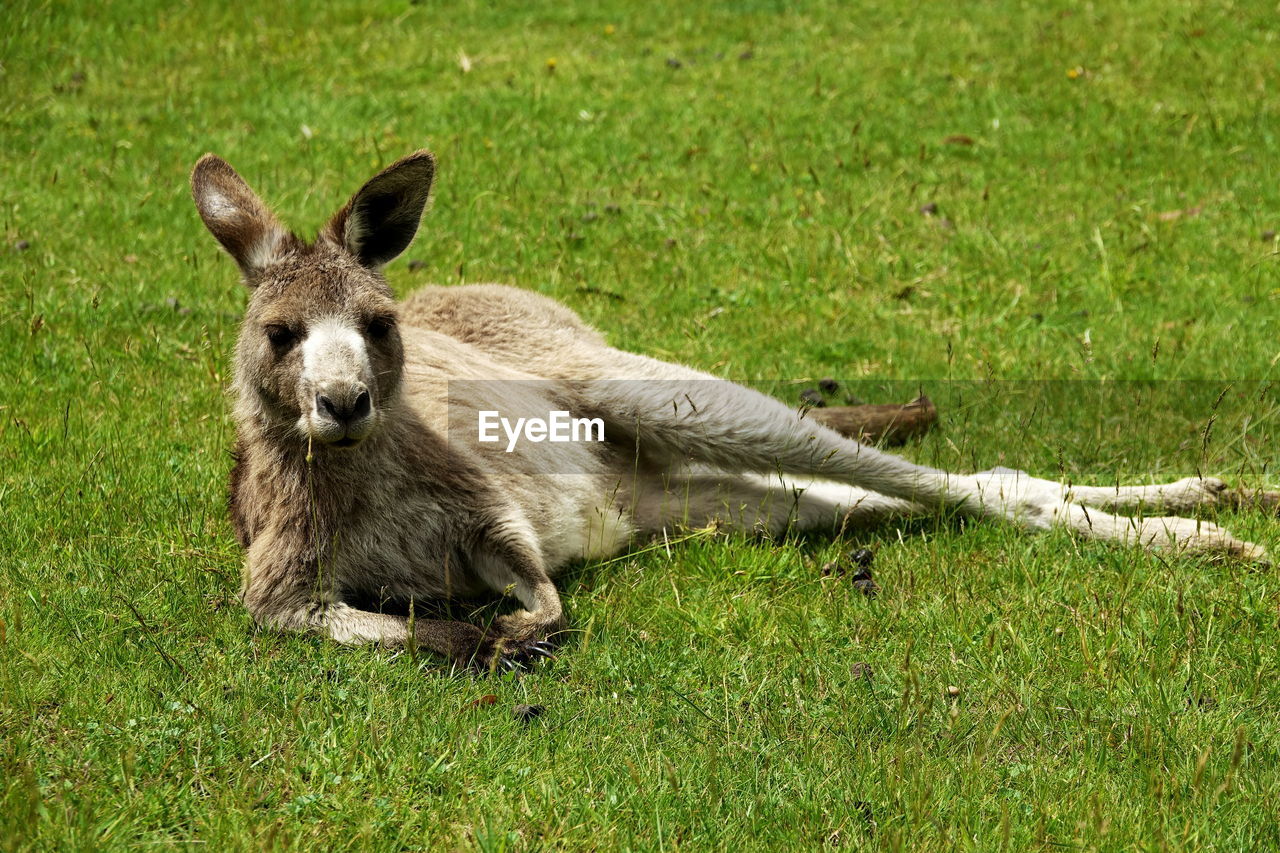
[{"x1": 246, "y1": 592, "x2": 488, "y2": 661}]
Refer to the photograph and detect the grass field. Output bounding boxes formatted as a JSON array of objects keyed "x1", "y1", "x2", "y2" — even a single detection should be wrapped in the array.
[{"x1": 3, "y1": 0, "x2": 1280, "y2": 848}]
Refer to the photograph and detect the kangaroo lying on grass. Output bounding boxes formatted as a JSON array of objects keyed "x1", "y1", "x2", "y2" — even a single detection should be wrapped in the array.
[{"x1": 192, "y1": 150, "x2": 1272, "y2": 671}]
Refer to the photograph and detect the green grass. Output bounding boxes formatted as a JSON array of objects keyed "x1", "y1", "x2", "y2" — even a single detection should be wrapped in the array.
[{"x1": 2, "y1": 0, "x2": 1279, "y2": 848}]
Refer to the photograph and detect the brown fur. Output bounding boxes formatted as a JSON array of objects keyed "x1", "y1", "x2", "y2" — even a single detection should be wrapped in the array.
[{"x1": 192, "y1": 150, "x2": 1271, "y2": 673}]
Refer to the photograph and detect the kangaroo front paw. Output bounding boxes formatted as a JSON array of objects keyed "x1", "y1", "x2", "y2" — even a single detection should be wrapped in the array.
[{"x1": 465, "y1": 634, "x2": 557, "y2": 674}]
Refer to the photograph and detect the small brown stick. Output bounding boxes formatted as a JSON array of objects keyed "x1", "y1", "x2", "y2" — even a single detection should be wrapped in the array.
[{"x1": 807, "y1": 395, "x2": 938, "y2": 445}]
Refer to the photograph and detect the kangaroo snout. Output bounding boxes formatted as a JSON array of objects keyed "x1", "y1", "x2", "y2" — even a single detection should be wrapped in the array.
[
  {"x1": 316, "y1": 387, "x2": 371, "y2": 426},
  {"x1": 311, "y1": 383, "x2": 375, "y2": 444}
]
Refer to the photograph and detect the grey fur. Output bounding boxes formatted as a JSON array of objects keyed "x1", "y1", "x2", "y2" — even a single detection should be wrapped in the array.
[{"x1": 191, "y1": 151, "x2": 1270, "y2": 671}]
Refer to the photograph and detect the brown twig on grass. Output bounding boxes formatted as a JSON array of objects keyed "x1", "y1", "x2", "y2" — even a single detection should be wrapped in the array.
[{"x1": 807, "y1": 395, "x2": 938, "y2": 445}]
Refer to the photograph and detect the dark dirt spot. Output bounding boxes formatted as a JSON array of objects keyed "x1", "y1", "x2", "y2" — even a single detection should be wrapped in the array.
[
  {"x1": 825, "y1": 551, "x2": 881, "y2": 596},
  {"x1": 576, "y1": 285, "x2": 625, "y2": 301},
  {"x1": 800, "y1": 388, "x2": 826, "y2": 408},
  {"x1": 1187, "y1": 694, "x2": 1218, "y2": 711},
  {"x1": 53, "y1": 71, "x2": 87, "y2": 94},
  {"x1": 513, "y1": 703, "x2": 546, "y2": 722},
  {"x1": 851, "y1": 563, "x2": 879, "y2": 597}
]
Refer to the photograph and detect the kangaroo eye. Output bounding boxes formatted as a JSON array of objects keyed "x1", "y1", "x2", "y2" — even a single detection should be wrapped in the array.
[
  {"x1": 367, "y1": 316, "x2": 395, "y2": 339},
  {"x1": 265, "y1": 325, "x2": 296, "y2": 348}
]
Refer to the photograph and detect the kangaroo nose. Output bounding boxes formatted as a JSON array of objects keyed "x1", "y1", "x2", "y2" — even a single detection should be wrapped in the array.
[{"x1": 316, "y1": 388, "x2": 371, "y2": 425}]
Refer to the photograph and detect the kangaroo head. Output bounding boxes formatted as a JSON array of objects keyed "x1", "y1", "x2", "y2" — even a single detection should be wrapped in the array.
[{"x1": 192, "y1": 151, "x2": 435, "y2": 449}]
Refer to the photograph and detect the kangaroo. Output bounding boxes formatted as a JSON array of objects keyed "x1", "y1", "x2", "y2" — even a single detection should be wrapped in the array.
[{"x1": 191, "y1": 150, "x2": 1271, "y2": 671}]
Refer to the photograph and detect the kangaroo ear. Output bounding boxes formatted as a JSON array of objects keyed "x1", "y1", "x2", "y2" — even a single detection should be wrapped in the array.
[
  {"x1": 323, "y1": 150, "x2": 435, "y2": 270},
  {"x1": 191, "y1": 154, "x2": 293, "y2": 280}
]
